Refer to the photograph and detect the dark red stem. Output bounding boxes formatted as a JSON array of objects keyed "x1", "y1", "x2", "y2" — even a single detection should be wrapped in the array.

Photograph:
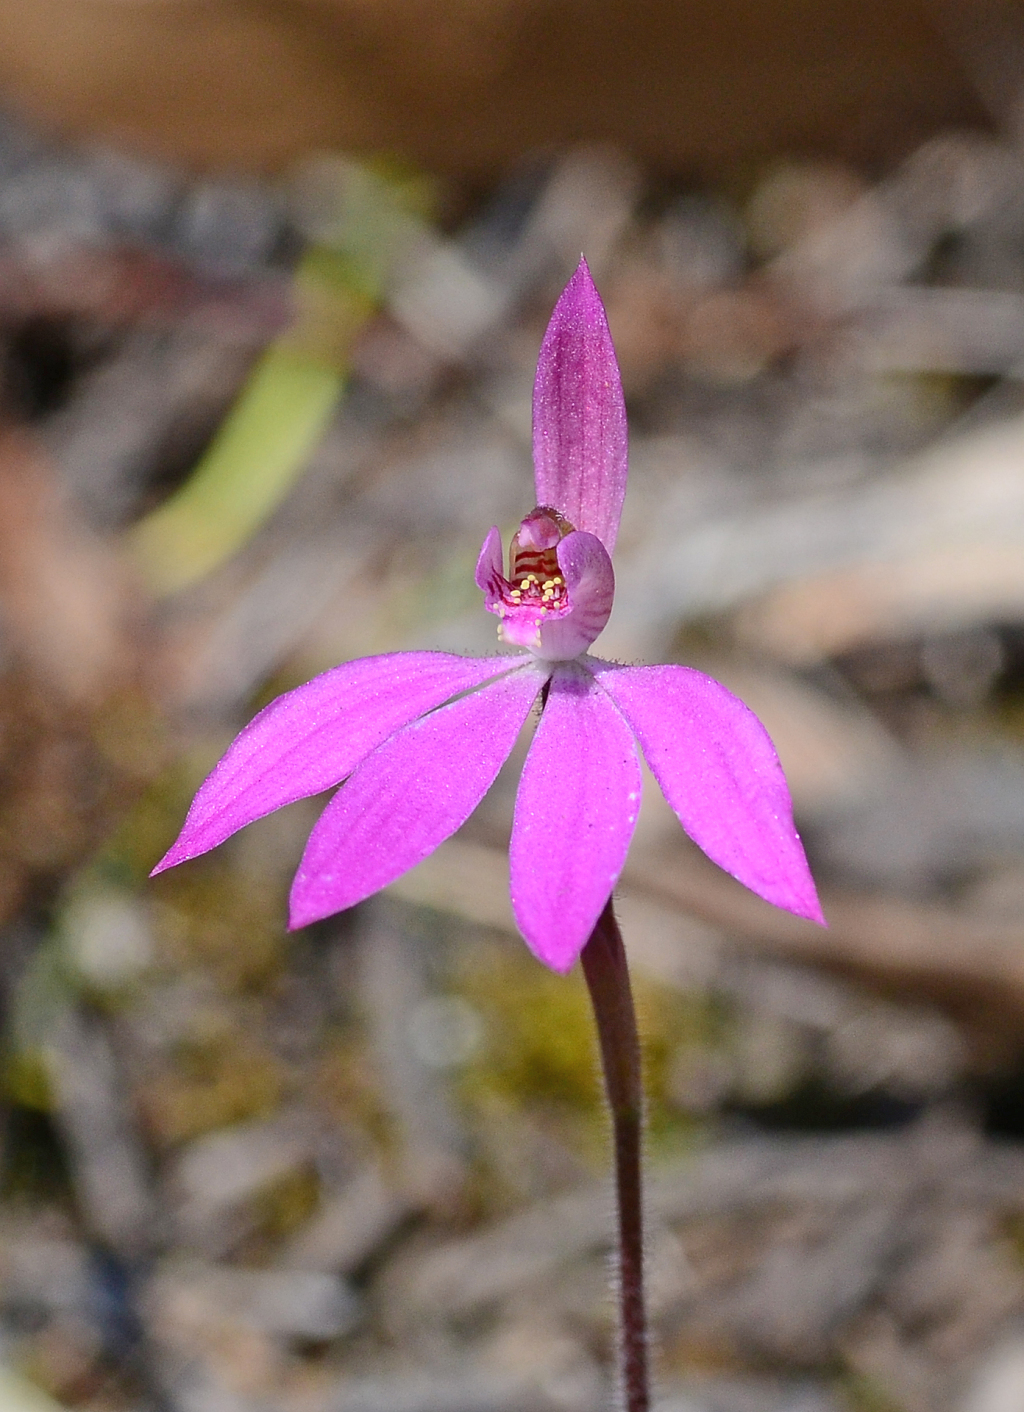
[{"x1": 580, "y1": 899, "x2": 649, "y2": 1412}]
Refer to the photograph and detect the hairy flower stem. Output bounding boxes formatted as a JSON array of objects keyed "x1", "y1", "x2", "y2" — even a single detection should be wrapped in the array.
[{"x1": 581, "y1": 900, "x2": 649, "y2": 1412}]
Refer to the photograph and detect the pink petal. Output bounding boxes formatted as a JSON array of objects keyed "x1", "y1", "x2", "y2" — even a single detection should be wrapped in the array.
[
  {"x1": 533, "y1": 258, "x2": 628, "y2": 553},
  {"x1": 587, "y1": 659, "x2": 825, "y2": 924},
  {"x1": 474, "y1": 526, "x2": 505, "y2": 609},
  {"x1": 289, "y1": 663, "x2": 546, "y2": 928},
  {"x1": 153, "y1": 652, "x2": 524, "y2": 873},
  {"x1": 510, "y1": 662, "x2": 641, "y2": 972}
]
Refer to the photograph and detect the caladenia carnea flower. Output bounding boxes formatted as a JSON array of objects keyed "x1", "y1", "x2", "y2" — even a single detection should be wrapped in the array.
[
  {"x1": 154, "y1": 257, "x2": 823, "y2": 1412},
  {"x1": 154, "y1": 259, "x2": 823, "y2": 968}
]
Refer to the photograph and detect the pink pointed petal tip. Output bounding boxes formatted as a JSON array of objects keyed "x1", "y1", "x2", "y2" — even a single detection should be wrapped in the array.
[
  {"x1": 533, "y1": 258, "x2": 627, "y2": 554},
  {"x1": 289, "y1": 664, "x2": 545, "y2": 929},
  {"x1": 588, "y1": 660, "x2": 825, "y2": 926},
  {"x1": 511, "y1": 661, "x2": 641, "y2": 972},
  {"x1": 152, "y1": 651, "x2": 524, "y2": 876}
]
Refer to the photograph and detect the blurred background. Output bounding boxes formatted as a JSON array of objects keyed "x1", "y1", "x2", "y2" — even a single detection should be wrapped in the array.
[{"x1": 4, "y1": 3, "x2": 1024, "y2": 1410}]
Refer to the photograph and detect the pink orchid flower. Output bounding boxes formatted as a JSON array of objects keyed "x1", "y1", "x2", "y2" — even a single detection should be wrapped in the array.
[{"x1": 154, "y1": 259, "x2": 823, "y2": 971}]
